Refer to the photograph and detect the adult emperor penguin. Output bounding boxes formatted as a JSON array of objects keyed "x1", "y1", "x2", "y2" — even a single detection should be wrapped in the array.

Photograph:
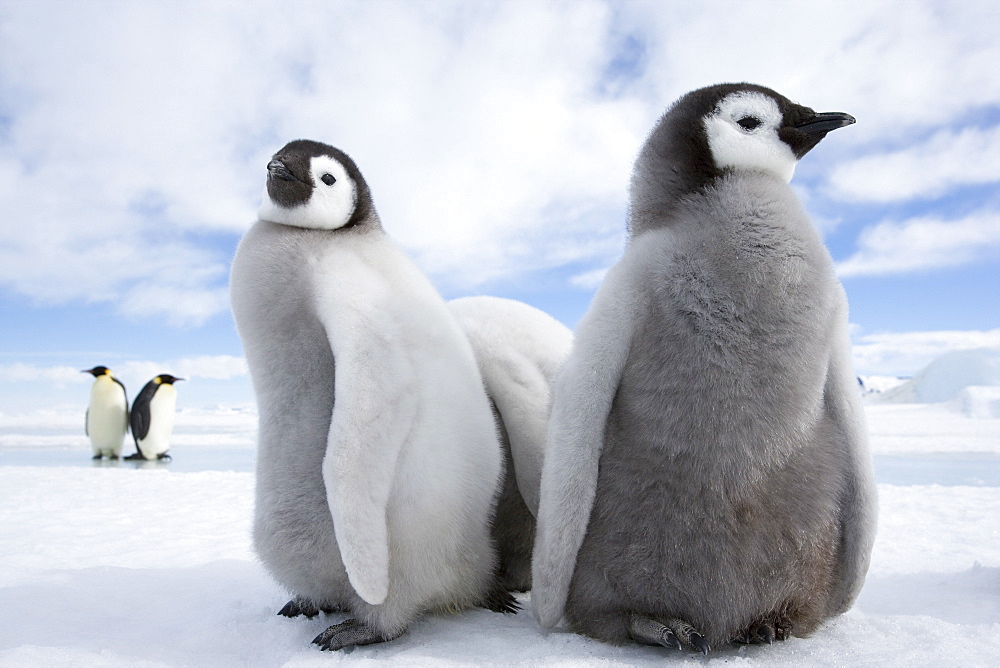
[
  {"x1": 531, "y1": 83, "x2": 878, "y2": 653},
  {"x1": 126, "y1": 374, "x2": 183, "y2": 461},
  {"x1": 230, "y1": 140, "x2": 514, "y2": 651},
  {"x1": 447, "y1": 296, "x2": 573, "y2": 591},
  {"x1": 82, "y1": 366, "x2": 129, "y2": 460}
]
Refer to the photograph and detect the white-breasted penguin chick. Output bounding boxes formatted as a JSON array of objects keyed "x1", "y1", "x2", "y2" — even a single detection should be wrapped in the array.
[
  {"x1": 126, "y1": 374, "x2": 183, "y2": 461},
  {"x1": 82, "y1": 366, "x2": 129, "y2": 460},
  {"x1": 447, "y1": 296, "x2": 573, "y2": 591},
  {"x1": 230, "y1": 140, "x2": 514, "y2": 652},
  {"x1": 531, "y1": 83, "x2": 877, "y2": 653}
]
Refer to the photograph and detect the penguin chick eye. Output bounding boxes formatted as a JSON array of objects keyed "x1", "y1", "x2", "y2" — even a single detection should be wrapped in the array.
[
  {"x1": 737, "y1": 116, "x2": 762, "y2": 131},
  {"x1": 321, "y1": 174, "x2": 336, "y2": 186}
]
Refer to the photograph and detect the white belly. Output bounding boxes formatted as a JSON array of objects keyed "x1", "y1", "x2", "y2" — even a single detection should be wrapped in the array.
[
  {"x1": 138, "y1": 386, "x2": 176, "y2": 457},
  {"x1": 87, "y1": 378, "x2": 128, "y2": 456}
]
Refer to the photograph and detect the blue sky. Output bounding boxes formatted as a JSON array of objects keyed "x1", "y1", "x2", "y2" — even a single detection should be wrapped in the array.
[{"x1": 1, "y1": 0, "x2": 998, "y2": 412}]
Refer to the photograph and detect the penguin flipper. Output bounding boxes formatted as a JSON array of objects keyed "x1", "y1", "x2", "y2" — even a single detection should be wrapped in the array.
[
  {"x1": 320, "y1": 314, "x2": 414, "y2": 607},
  {"x1": 112, "y1": 376, "x2": 129, "y2": 432},
  {"x1": 130, "y1": 381, "x2": 156, "y2": 442},
  {"x1": 824, "y1": 312, "x2": 878, "y2": 614},
  {"x1": 531, "y1": 262, "x2": 638, "y2": 629}
]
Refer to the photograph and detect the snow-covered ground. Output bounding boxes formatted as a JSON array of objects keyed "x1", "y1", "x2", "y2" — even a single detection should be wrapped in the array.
[{"x1": 1, "y1": 396, "x2": 998, "y2": 665}]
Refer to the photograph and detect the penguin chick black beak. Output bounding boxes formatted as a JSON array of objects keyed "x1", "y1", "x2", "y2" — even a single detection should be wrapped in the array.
[
  {"x1": 267, "y1": 159, "x2": 300, "y2": 182},
  {"x1": 794, "y1": 112, "x2": 856, "y2": 136}
]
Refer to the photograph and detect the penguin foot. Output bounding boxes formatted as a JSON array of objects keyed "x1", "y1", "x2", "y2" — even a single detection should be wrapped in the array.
[
  {"x1": 277, "y1": 597, "x2": 344, "y2": 618},
  {"x1": 734, "y1": 616, "x2": 792, "y2": 645},
  {"x1": 480, "y1": 582, "x2": 520, "y2": 614},
  {"x1": 628, "y1": 615, "x2": 709, "y2": 655},
  {"x1": 92, "y1": 454, "x2": 103, "y2": 460},
  {"x1": 157, "y1": 452, "x2": 172, "y2": 461},
  {"x1": 123, "y1": 453, "x2": 143, "y2": 461},
  {"x1": 312, "y1": 618, "x2": 401, "y2": 651}
]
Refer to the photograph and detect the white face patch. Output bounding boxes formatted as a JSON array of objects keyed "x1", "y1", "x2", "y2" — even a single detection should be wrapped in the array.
[
  {"x1": 703, "y1": 91, "x2": 798, "y2": 182},
  {"x1": 258, "y1": 155, "x2": 358, "y2": 230}
]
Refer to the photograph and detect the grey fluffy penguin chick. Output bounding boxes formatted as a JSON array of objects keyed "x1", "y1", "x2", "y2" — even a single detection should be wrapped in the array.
[
  {"x1": 531, "y1": 83, "x2": 877, "y2": 654},
  {"x1": 448, "y1": 296, "x2": 573, "y2": 591},
  {"x1": 230, "y1": 140, "x2": 514, "y2": 651}
]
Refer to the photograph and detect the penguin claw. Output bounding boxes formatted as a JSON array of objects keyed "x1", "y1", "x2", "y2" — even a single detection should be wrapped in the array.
[
  {"x1": 278, "y1": 596, "x2": 344, "y2": 618},
  {"x1": 480, "y1": 583, "x2": 521, "y2": 614},
  {"x1": 627, "y1": 615, "x2": 691, "y2": 652},
  {"x1": 661, "y1": 629, "x2": 682, "y2": 651},
  {"x1": 689, "y1": 631, "x2": 711, "y2": 655},
  {"x1": 666, "y1": 618, "x2": 710, "y2": 655},
  {"x1": 735, "y1": 617, "x2": 792, "y2": 645},
  {"x1": 278, "y1": 597, "x2": 317, "y2": 618},
  {"x1": 312, "y1": 618, "x2": 399, "y2": 651}
]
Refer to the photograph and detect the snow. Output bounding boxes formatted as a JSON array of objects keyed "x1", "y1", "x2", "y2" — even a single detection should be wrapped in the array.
[
  {"x1": 876, "y1": 348, "x2": 1000, "y2": 405},
  {"x1": 1, "y1": 353, "x2": 999, "y2": 665}
]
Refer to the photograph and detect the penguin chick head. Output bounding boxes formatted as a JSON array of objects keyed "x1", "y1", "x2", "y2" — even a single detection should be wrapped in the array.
[
  {"x1": 258, "y1": 139, "x2": 377, "y2": 231},
  {"x1": 703, "y1": 85, "x2": 855, "y2": 182},
  {"x1": 154, "y1": 374, "x2": 184, "y2": 385},
  {"x1": 82, "y1": 366, "x2": 112, "y2": 377},
  {"x1": 629, "y1": 83, "x2": 853, "y2": 235}
]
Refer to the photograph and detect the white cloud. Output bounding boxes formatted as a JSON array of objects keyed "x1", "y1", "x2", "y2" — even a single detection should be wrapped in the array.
[
  {"x1": 851, "y1": 328, "x2": 1000, "y2": 376},
  {"x1": 614, "y1": 1, "x2": 1000, "y2": 145},
  {"x1": 836, "y1": 212, "x2": 1000, "y2": 277},
  {"x1": 828, "y1": 126, "x2": 1000, "y2": 202},
  {"x1": 0, "y1": 356, "x2": 251, "y2": 414},
  {"x1": 0, "y1": 363, "x2": 90, "y2": 387},
  {"x1": 167, "y1": 355, "x2": 248, "y2": 381},
  {"x1": 569, "y1": 268, "x2": 609, "y2": 289},
  {"x1": 1, "y1": 0, "x2": 999, "y2": 327},
  {"x1": 114, "y1": 356, "x2": 248, "y2": 387},
  {"x1": 0, "y1": 356, "x2": 247, "y2": 387}
]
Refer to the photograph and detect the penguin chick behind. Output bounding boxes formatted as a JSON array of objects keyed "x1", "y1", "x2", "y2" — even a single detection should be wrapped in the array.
[{"x1": 448, "y1": 296, "x2": 573, "y2": 592}]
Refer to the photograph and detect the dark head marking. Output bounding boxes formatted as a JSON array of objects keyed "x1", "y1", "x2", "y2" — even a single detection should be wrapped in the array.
[
  {"x1": 628, "y1": 83, "x2": 853, "y2": 236},
  {"x1": 265, "y1": 139, "x2": 375, "y2": 227}
]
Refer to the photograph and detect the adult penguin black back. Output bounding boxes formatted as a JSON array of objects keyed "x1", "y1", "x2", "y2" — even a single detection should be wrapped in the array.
[
  {"x1": 532, "y1": 83, "x2": 877, "y2": 653},
  {"x1": 127, "y1": 374, "x2": 183, "y2": 460}
]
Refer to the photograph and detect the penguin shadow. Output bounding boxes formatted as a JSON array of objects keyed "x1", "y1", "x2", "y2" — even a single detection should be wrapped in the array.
[
  {"x1": 856, "y1": 563, "x2": 1000, "y2": 625},
  {"x1": 90, "y1": 457, "x2": 123, "y2": 469},
  {"x1": 126, "y1": 457, "x2": 172, "y2": 470}
]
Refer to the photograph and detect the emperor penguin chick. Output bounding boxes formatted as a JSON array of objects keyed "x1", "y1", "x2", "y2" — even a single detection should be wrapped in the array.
[
  {"x1": 447, "y1": 296, "x2": 573, "y2": 591},
  {"x1": 531, "y1": 83, "x2": 877, "y2": 653},
  {"x1": 230, "y1": 140, "x2": 511, "y2": 651},
  {"x1": 82, "y1": 366, "x2": 128, "y2": 460},
  {"x1": 127, "y1": 374, "x2": 183, "y2": 461}
]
